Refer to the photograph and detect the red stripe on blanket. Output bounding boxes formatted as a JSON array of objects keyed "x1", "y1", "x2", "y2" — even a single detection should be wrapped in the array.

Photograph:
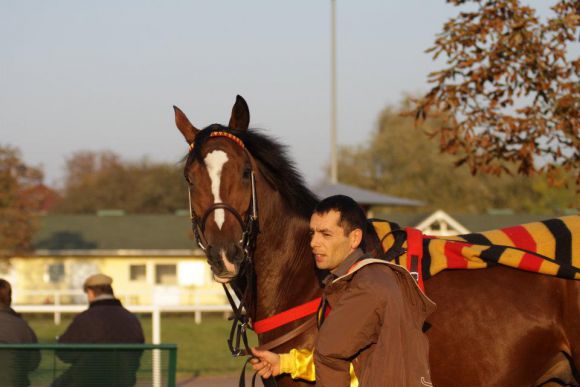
[
  {"x1": 501, "y1": 225, "x2": 537, "y2": 253},
  {"x1": 518, "y1": 253, "x2": 544, "y2": 272},
  {"x1": 444, "y1": 241, "x2": 471, "y2": 269}
]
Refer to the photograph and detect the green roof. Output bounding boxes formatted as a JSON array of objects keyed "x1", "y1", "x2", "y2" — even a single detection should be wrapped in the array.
[
  {"x1": 33, "y1": 215, "x2": 196, "y2": 250},
  {"x1": 33, "y1": 212, "x2": 566, "y2": 251}
]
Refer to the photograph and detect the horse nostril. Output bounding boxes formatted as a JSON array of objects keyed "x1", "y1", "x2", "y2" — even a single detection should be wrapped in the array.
[
  {"x1": 227, "y1": 244, "x2": 242, "y2": 263},
  {"x1": 206, "y1": 245, "x2": 219, "y2": 262}
]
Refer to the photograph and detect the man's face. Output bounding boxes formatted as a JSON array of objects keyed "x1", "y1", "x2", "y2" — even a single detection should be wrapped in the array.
[{"x1": 310, "y1": 210, "x2": 356, "y2": 271}]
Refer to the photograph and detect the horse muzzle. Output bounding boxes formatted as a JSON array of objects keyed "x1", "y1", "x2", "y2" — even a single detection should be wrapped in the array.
[{"x1": 206, "y1": 244, "x2": 244, "y2": 283}]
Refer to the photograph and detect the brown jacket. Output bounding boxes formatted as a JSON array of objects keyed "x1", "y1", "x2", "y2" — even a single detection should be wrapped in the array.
[{"x1": 314, "y1": 249, "x2": 436, "y2": 386}]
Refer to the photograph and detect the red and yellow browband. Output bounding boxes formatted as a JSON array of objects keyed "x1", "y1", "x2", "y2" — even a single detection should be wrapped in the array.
[{"x1": 188, "y1": 131, "x2": 246, "y2": 152}]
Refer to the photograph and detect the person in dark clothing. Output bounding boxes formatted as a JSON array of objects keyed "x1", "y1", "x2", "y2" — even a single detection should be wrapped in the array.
[
  {"x1": 53, "y1": 274, "x2": 145, "y2": 387},
  {"x1": 0, "y1": 278, "x2": 41, "y2": 387}
]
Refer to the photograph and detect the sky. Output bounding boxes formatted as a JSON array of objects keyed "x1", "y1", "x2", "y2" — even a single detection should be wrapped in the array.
[{"x1": 0, "y1": 1, "x2": 554, "y2": 188}]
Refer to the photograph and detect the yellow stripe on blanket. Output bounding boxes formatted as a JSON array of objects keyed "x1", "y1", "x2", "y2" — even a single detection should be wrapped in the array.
[{"x1": 480, "y1": 229, "x2": 514, "y2": 247}]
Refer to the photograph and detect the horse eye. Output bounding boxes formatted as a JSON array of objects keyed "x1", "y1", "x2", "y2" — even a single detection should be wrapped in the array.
[{"x1": 243, "y1": 167, "x2": 252, "y2": 180}]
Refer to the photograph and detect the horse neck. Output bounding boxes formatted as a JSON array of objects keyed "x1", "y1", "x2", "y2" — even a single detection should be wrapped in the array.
[{"x1": 252, "y1": 191, "x2": 321, "y2": 321}]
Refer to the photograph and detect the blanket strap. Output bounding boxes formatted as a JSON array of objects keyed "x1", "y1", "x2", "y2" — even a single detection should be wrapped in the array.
[{"x1": 405, "y1": 227, "x2": 425, "y2": 291}]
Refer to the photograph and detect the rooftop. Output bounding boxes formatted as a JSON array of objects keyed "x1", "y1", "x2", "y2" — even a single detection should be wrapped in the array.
[{"x1": 30, "y1": 212, "x2": 565, "y2": 252}]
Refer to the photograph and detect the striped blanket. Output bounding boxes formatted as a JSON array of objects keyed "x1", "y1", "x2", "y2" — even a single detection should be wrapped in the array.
[{"x1": 372, "y1": 215, "x2": 580, "y2": 289}]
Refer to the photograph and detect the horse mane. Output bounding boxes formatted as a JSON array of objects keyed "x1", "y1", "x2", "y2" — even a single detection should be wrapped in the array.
[{"x1": 188, "y1": 124, "x2": 319, "y2": 218}]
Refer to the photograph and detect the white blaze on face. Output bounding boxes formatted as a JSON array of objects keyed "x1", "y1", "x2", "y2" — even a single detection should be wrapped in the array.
[{"x1": 204, "y1": 150, "x2": 229, "y2": 229}]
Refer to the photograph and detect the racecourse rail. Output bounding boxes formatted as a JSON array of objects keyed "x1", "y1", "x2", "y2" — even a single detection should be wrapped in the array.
[
  {"x1": 14, "y1": 288, "x2": 235, "y2": 344},
  {"x1": 0, "y1": 343, "x2": 177, "y2": 387}
]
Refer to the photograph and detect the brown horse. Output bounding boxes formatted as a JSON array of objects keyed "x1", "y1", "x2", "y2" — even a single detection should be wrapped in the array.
[{"x1": 174, "y1": 96, "x2": 580, "y2": 386}]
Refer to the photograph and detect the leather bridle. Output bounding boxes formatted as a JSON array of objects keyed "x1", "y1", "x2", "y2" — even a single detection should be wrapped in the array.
[{"x1": 187, "y1": 132, "x2": 259, "y2": 261}]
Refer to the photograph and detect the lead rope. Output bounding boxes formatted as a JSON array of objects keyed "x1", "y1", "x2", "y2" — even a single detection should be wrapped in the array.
[
  {"x1": 222, "y1": 282, "x2": 277, "y2": 387},
  {"x1": 238, "y1": 358, "x2": 278, "y2": 387},
  {"x1": 223, "y1": 283, "x2": 251, "y2": 356}
]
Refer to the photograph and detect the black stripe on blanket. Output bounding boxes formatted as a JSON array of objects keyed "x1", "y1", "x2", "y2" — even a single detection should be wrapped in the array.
[
  {"x1": 542, "y1": 218, "x2": 572, "y2": 277},
  {"x1": 460, "y1": 232, "x2": 493, "y2": 246}
]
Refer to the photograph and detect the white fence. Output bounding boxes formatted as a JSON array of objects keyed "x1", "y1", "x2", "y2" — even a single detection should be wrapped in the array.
[
  {"x1": 15, "y1": 288, "x2": 234, "y2": 325},
  {"x1": 14, "y1": 288, "x2": 238, "y2": 347},
  {"x1": 15, "y1": 303, "x2": 233, "y2": 345},
  {"x1": 16, "y1": 288, "x2": 227, "y2": 307}
]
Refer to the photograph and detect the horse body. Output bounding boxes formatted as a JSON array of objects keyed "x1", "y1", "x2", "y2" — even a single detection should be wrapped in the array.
[
  {"x1": 426, "y1": 266, "x2": 579, "y2": 386},
  {"x1": 174, "y1": 96, "x2": 580, "y2": 386}
]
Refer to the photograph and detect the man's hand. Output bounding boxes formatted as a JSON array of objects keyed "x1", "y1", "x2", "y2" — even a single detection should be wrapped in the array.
[{"x1": 250, "y1": 347, "x2": 281, "y2": 379}]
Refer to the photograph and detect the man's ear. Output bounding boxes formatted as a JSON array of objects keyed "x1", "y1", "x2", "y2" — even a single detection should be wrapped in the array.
[{"x1": 350, "y1": 228, "x2": 363, "y2": 249}]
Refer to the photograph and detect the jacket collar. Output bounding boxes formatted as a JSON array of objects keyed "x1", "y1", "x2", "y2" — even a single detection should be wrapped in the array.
[
  {"x1": 0, "y1": 305, "x2": 19, "y2": 317},
  {"x1": 331, "y1": 248, "x2": 365, "y2": 278},
  {"x1": 89, "y1": 298, "x2": 122, "y2": 308}
]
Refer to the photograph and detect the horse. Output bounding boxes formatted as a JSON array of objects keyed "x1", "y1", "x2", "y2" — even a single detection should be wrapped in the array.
[{"x1": 173, "y1": 96, "x2": 580, "y2": 386}]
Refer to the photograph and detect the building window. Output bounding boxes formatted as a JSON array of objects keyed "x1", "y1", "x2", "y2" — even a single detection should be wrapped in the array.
[
  {"x1": 46, "y1": 263, "x2": 65, "y2": 283},
  {"x1": 130, "y1": 264, "x2": 147, "y2": 282},
  {"x1": 155, "y1": 264, "x2": 177, "y2": 285}
]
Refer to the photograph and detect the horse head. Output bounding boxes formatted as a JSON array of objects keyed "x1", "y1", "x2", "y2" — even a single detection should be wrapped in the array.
[{"x1": 174, "y1": 96, "x2": 257, "y2": 283}]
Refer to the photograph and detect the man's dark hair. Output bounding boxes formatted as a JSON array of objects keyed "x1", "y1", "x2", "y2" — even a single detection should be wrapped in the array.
[
  {"x1": 314, "y1": 195, "x2": 367, "y2": 250},
  {"x1": 0, "y1": 279, "x2": 12, "y2": 307},
  {"x1": 85, "y1": 285, "x2": 114, "y2": 297}
]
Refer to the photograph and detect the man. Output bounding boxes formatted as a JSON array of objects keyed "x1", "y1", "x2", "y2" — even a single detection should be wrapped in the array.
[
  {"x1": 54, "y1": 274, "x2": 145, "y2": 387},
  {"x1": 0, "y1": 279, "x2": 40, "y2": 387},
  {"x1": 251, "y1": 195, "x2": 436, "y2": 386}
]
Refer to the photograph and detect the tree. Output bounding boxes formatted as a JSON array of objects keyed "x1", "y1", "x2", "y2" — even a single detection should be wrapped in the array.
[
  {"x1": 0, "y1": 145, "x2": 43, "y2": 254},
  {"x1": 55, "y1": 151, "x2": 189, "y2": 214},
  {"x1": 413, "y1": 0, "x2": 579, "y2": 184},
  {"x1": 338, "y1": 102, "x2": 577, "y2": 213}
]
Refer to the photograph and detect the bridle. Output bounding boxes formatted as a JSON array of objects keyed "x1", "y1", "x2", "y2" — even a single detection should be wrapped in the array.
[
  {"x1": 187, "y1": 131, "x2": 259, "y2": 262},
  {"x1": 185, "y1": 130, "x2": 259, "y2": 357}
]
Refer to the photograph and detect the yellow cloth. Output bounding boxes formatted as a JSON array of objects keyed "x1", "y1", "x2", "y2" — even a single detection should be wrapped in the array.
[
  {"x1": 279, "y1": 349, "x2": 359, "y2": 387},
  {"x1": 279, "y1": 349, "x2": 315, "y2": 381}
]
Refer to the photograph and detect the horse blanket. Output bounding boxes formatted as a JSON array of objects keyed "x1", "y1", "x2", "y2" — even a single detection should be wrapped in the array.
[{"x1": 372, "y1": 215, "x2": 580, "y2": 290}]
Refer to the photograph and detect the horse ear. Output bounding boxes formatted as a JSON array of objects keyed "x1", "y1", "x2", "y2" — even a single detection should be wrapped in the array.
[
  {"x1": 173, "y1": 105, "x2": 199, "y2": 144},
  {"x1": 228, "y1": 95, "x2": 250, "y2": 131}
]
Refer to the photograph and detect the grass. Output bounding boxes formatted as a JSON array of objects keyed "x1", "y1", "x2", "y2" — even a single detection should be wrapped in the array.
[{"x1": 26, "y1": 312, "x2": 258, "y2": 377}]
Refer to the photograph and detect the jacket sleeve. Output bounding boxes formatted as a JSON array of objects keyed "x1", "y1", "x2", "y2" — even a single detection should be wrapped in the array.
[
  {"x1": 314, "y1": 276, "x2": 385, "y2": 387},
  {"x1": 58, "y1": 315, "x2": 85, "y2": 343},
  {"x1": 56, "y1": 315, "x2": 85, "y2": 363},
  {"x1": 279, "y1": 348, "x2": 315, "y2": 381},
  {"x1": 280, "y1": 349, "x2": 359, "y2": 385},
  {"x1": 26, "y1": 323, "x2": 41, "y2": 371}
]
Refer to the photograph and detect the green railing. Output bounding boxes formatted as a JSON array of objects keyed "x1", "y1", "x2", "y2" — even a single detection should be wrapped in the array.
[{"x1": 0, "y1": 343, "x2": 177, "y2": 387}]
